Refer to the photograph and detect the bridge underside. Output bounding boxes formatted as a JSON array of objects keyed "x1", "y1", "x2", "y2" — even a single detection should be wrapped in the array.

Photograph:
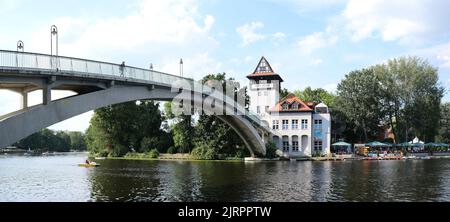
[{"x1": 0, "y1": 73, "x2": 267, "y2": 157}]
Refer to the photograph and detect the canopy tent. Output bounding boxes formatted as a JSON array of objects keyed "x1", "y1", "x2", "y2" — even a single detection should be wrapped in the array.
[
  {"x1": 410, "y1": 137, "x2": 424, "y2": 144},
  {"x1": 332, "y1": 141, "x2": 352, "y2": 153},
  {"x1": 425, "y1": 143, "x2": 441, "y2": 147},
  {"x1": 366, "y1": 141, "x2": 391, "y2": 147},
  {"x1": 332, "y1": 142, "x2": 352, "y2": 146},
  {"x1": 438, "y1": 143, "x2": 450, "y2": 147}
]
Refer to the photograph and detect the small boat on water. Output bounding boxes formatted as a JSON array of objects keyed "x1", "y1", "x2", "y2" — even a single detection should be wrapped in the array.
[
  {"x1": 95, "y1": 157, "x2": 107, "y2": 160},
  {"x1": 78, "y1": 162, "x2": 100, "y2": 168}
]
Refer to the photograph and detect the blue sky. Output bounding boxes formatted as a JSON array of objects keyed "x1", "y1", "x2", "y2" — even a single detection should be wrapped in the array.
[{"x1": 1, "y1": 0, "x2": 450, "y2": 132}]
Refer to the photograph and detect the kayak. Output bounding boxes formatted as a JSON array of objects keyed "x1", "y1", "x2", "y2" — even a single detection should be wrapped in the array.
[{"x1": 78, "y1": 163, "x2": 100, "y2": 168}]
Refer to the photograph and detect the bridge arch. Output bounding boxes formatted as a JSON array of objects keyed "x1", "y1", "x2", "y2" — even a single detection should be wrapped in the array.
[{"x1": 0, "y1": 85, "x2": 266, "y2": 157}]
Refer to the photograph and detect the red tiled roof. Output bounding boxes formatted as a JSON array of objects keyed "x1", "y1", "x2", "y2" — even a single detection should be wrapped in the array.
[
  {"x1": 247, "y1": 72, "x2": 282, "y2": 78},
  {"x1": 270, "y1": 94, "x2": 313, "y2": 112}
]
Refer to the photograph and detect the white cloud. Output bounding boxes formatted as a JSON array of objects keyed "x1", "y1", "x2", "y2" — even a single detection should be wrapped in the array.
[
  {"x1": 271, "y1": 0, "x2": 346, "y2": 14},
  {"x1": 437, "y1": 55, "x2": 450, "y2": 68},
  {"x1": 297, "y1": 28, "x2": 338, "y2": 54},
  {"x1": 28, "y1": 0, "x2": 217, "y2": 59},
  {"x1": 343, "y1": 0, "x2": 450, "y2": 44},
  {"x1": 160, "y1": 52, "x2": 222, "y2": 80},
  {"x1": 0, "y1": 0, "x2": 222, "y2": 132},
  {"x1": 236, "y1": 22, "x2": 266, "y2": 46}
]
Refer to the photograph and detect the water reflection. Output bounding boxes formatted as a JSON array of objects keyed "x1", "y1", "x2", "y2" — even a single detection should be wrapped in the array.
[{"x1": 2, "y1": 154, "x2": 450, "y2": 202}]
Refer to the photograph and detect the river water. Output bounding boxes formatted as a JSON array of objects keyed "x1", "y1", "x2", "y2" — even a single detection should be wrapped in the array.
[{"x1": 1, "y1": 153, "x2": 450, "y2": 202}]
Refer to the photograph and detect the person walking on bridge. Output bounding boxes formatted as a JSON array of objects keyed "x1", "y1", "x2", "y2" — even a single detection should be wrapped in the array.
[{"x1": 120, "y1": 61, "x2": 126, "y2": 77}]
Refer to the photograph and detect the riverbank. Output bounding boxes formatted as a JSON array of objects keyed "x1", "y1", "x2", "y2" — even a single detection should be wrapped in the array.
[
  {"x1": 104, "y1": 153, "x2": 244, "y2": 163},
  {"x1": 90, "y1": 153, "x2": 450, "y2": 163}
]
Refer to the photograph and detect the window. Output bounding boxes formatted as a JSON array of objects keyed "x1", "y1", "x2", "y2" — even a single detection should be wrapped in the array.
[
  {"x1": 292, "y1": 120, "x2": 299, "y2": 130},
  {"x1": 292, "y1": 141, "x2": 299, "y2": 152},
  {"x1": 282, "y1": 103, "x2": 289, "y2": 110},
  {"x1": 314, "y1": 140, "x2": 323, "y2": 152},
  {"x1": 265, "y1": 106, "x2": 270, "y2": 113},
  {"x1": 283, "y1": 136, "x2": 290, "y2": 152},
  {"x1": 283, "y1": 141, "x2": 290, "y2": 152},
  {"x1": 257, "y1": 106, "x2": 261, "y2": 114},
  {"x1": 314, "y1": 119, "x2": 323, "y2": 129},
  {"x1": 272, "y1": 120, "x2": 279, "y2": 130},
  {"x1": 301, "y1": 120, "x2": 308, "y2": 130},
  {"x1": 292, "y1": 136, "x2": 299, "y2": 152},
  {"x1": 292, "y1": 102, "x2": 299, "y2": 110},
  {"x1": 282, "y1": 120, "x2": 289, "y2": 130},
  {"x1": 267, "y1": 80, "x2": 271, "y2": 84}
]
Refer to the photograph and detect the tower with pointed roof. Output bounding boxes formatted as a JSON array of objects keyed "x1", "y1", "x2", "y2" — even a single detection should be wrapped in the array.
[
  {"x1": 246, "y1": 57, "x2": 332, "y2": 158},
  {"x1": 247, "y1": 57, "x2": 284, "y2": 117}
]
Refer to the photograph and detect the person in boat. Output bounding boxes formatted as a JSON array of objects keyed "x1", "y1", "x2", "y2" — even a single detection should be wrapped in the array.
[{"x1": 85, "y1": 159, "x2": 91, "y2": 165}]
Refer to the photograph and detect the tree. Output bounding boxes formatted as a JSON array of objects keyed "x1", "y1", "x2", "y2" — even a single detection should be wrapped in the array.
[
  {"x1": 68, "y1": 131, "x2": 87, "y2": 151},
  {"x1": 192, "y1": 73, "x2": 250, "y2": 158},
  {"x1": 164, "y1": 102, "x2": 194, "y2": 153},
  {"x1": 335, "y1": 68, "x2": 385, "y2": 142},
  {"x1": 374, "y1": 56, "x2": 444, "y2": 142},
  {"x1": 294, "y1": 87, "x2": 335, "y2": 107},
  {"x1": 85, "y1": 101, "x2": 164, "y2": 157},
  {"x1": 335, "y1": 56, "x2": 444, "y2": 143},
  {"x1": 438, "y1": 103, "x2": 450, "y2": 143},
  {"x1": 16, "y1": 129, "x2": 83, "y2": 152}
]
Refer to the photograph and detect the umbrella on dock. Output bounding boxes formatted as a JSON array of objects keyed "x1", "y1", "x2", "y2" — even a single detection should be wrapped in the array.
[{"x1": 366, "y1": 141, "x2": 391, "y2": 147}]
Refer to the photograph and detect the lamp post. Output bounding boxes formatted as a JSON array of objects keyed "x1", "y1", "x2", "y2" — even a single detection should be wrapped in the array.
[
  {"x1": 180, "y1": 58, "x2": 183, "y2": 77},
  {"x1": 50, "y1": 25, "x2": 58, "y2": 56},
  {"x1": 50, "y1": 25, "x2": 59, "y2": 70},
  {"x1": 17, "y1": 40, "x2": 24, "y2": 52}
]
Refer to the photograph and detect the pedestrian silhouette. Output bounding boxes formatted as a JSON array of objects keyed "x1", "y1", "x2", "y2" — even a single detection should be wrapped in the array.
[{"x1": 120, "y1": 61, "x2": 126, "y2": 77}]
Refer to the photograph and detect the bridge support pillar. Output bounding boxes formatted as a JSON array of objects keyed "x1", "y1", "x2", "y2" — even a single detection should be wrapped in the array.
[
  {"x1": 20, "y1": 91, "x2": 28, "y2": 109},
  {"x1": 43, "y1": 85, "x2": 51, "y2": 105}
]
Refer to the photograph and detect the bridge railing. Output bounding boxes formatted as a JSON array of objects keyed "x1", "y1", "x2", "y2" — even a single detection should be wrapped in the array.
[{"x1": 0, "y1": 50, "x2": 268, "y2": 129}]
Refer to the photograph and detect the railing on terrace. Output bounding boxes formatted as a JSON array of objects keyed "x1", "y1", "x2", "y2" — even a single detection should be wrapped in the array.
[{"x1": 0, "y1": 50, "x2": 268, "y2": 129}]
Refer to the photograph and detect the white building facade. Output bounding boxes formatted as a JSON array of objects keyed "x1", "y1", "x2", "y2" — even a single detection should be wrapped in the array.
[{"x1": 247, "y1": 57, "x2": 331, "y2": 158}]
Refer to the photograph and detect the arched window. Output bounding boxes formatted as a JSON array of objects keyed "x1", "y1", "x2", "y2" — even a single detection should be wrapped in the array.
[
  {"x1": 282, "y1": 136, "x2": 290, "y2": 152},
  {"x1": 292, "y1": 136, "x2": 299, "y2": 152},
  {"x1": 273, "y1": 136, "x2": 280, "y2": 148},
  {"x1": 301, "y1": 135, "x2": 309, "y2": 151}
]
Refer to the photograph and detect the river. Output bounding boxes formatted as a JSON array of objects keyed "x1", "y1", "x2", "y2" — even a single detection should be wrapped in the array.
[{"x1": 1, "y1": 153, "x2": 450, "y2": 202}]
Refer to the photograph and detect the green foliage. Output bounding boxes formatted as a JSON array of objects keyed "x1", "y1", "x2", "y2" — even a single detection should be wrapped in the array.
[
  {"x1": 191, "y1": 142, "x2": 218, "y2": 160},
  {"x1": 265, "y1": 141, "x2": 278, "y2": 159},
  {"x1": 15, "y1": 129, "x2": 86, "y2": 152},
  {"x1": 280, "y1": 88, "x2": 290, "y2": 100},
  {"x1": 336, "y1": 68, "x2": 385, "y2": 142},
  {"x1": 171, "y1": 115, "x2": 194, "y2": 153},
  {"x1": 191, "y1": 73, "x2": 250, "y2": 158},
  {"x1": 68, "y1": 131, "x2": 87, "y2": 151},
  {"x1": 438, "y1": 103, "x2": 450, "y2": 143},
  {"x1": 140, "y1": 137, "x2": 159, "y2": 153},
  {"x1": 167, "y1": 146, "x2": 178, "y2": 154},
  {"x1": 148, "y1": 149, "x2": 159, "y2": 159},
  {"x1": 294, "y1": 87, "x2": 335, "y2": 106},
  {"x1": 336, "y1": 56, "x2": 444, "y2": 143},
  {"x1": 85, "y1": 101, "x2": 169, "y2": 157}
]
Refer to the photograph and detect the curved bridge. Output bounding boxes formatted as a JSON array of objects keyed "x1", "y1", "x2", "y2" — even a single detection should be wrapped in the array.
[{"x1": 0, "y1": 50, "x2": 271, "y2": 157}]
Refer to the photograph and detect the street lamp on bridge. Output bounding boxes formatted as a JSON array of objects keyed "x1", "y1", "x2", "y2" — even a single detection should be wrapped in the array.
[
  {"x1": 180, "y1": 58, "x2": 184, "y2": 77},
  {"x1": 17, "y1": 40, "x2": 24, "y2": 52},
  {"x1": 50, "y1": 25, "x2": 58, "y2": 56}
]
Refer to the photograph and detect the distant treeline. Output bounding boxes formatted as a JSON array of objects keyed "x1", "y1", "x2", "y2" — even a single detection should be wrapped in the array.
[{"x1": 14, "y1": 129, "x2": 87, "y2": 152}]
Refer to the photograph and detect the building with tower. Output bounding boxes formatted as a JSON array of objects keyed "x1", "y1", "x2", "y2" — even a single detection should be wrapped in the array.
[{"x1": 247, "y1": 57, "x2": 331, "y2": 158}]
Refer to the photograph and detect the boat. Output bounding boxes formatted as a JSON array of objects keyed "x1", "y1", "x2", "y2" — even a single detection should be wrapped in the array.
[
  {"x1": 95, "y1": 157, "x2": 107, "y2": 160},
  {"x1": 78, "y1": 162, "x2": 101, "y2": 168}
]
